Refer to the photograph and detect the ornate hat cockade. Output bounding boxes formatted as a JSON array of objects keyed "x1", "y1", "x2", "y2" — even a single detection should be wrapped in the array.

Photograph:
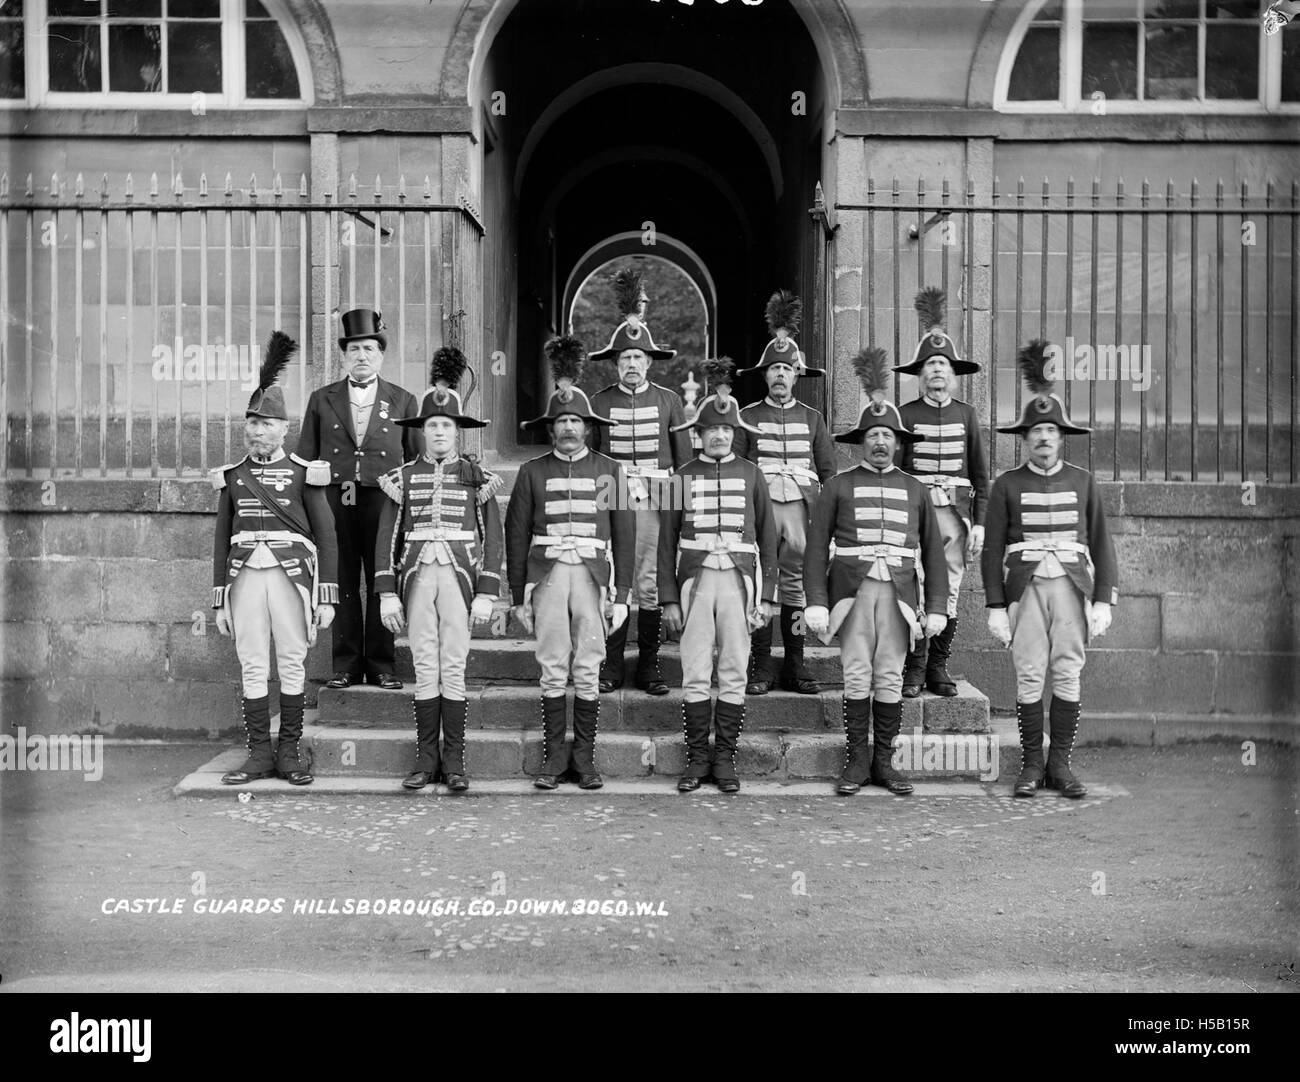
[
  {"x1": 893, "y1": 287, "x2": 979, "y2": 376},
  {"x1": 397, "y1": 346, "x2": 488, "y2": 429},
  {"x1": 740, "y1": 289, "x2": 824, "y2": 377},
  {"x1": 672, "y1": 357, "x2": 761, "y2": 434},
  {"x1": 522, "y1": 334, "x2": 615, "y2": 431},
  {"x1": 337, "y1": 308, "x2": 387, "y2": 352},
  {"x1": 997, "y1": 339, "x2": 1091, "y2": 436},
  {"x1": 834, "y1": 345, "x2": 920, "y2": 445},
  {"x1": 245, "y1": 330, "x2": 296, "y2": 421},
  {"x1": 587, "y1": 267, "x2": 676, "y2": 362}
]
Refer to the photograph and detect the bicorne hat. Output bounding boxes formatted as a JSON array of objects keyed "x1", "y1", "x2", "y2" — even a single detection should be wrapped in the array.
[
  {"x1": 997, "y1": 339, "x2": 1091, "y2": 436},
  {"x1": 833, "y1": 346, "x2": 921, "y2": 445},
  {"x1": 586, "y1": 267, "x2": 676, "y2": 362},
  {"x1": 245, "y1": 331, "x2": 295, "y2": 421},
  {"x1": 396, "y1": 346, "x2": 488, "y2": 429},
  {"x1": 521, "y1": 335, "x2": 615, "y2": 431},
  {"x1": 893, "y1": 287, "x2": 980, "y2": 376},
  {"x1": 739, "y1": 290, "x2": 824, "y2": 377}
]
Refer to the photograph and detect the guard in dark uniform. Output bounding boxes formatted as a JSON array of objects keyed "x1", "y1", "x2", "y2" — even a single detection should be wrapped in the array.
[
  {"x1": 589, "y1": 268, "x2": 690, "y2": 697},
  {"x1": 505, "y1": 336, "x2": 635, "y2": 791},
  {"x1": 296, "y1": 309, "x2": 420, "y2": 690},
  {"x1": 895, "y1": 287, "x2": 989, "y2": 698},
  {"x1": 660, "y1": 379, "x2": 777, "y2": 794},
  {"x1": 211, "y1": 332, "x2": 338, "y2": 786},
  {"x1": 983, "y1": 341, "x2": 1118, "y2": 799},
  {"x1": 374, "y1": 347, "x2": 505, "y2": 793},
  {"x1": 804, "y1": 348, "x2": 949, "y2": 797}
]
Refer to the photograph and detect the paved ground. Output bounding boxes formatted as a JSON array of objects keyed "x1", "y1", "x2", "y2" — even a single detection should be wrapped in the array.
[{"x1": 1, "y1": 741, "x2": 1296, "y2": 993}]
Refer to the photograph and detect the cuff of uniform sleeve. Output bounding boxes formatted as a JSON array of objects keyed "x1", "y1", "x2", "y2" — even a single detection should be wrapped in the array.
[
  {"x1": 317, "y1": 583, "x2": 340, "y2": 605},
  {"x1": 475, "y1": 572, "x2": 501, "y2": 596},
  {"x1": 510, "y1": 586, "x2": 525, "y2": 605},
  {"x1": 373, "y1": 573, "x2": 395, "y2": 595},
  {"x1": 613, "y1": 587, "x2": 632, "y2": 606},
  {"x1": 986, "y1": 602, "x2": 1007, "y2": 609},
  {"x1": 212, "y1": 586, "x2": 228, "y2": 609}
]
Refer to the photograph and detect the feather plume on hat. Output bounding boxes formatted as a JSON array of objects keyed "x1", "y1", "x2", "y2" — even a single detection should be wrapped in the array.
[
  {"x1": 613, "y1": 268, "x2": 648, "y2": 322},
  {"x1": 428, "y1": 345, "x2": 468, "y2": 405},
  {"x1": 851, "y1": 347, "x2": 891, "y2": 408},
  {"x1": 914, "y1": 287, "x2": 946, "y2": 334},
  {"x1": 258, "y1": 330, "x2": 296, "y2": 391},
  {"x1": 700, "y1": 356, "x2": 737, "y2": 406},
  {"x1": 545, "y1": 334, "x2": 586, "y2": 404},
  {"x1": 1017, "y1": 338, "x2": 1054, "y2": 397},
  {"x1": 765, "y1": 290, "x2": 802, "y2": 338}
]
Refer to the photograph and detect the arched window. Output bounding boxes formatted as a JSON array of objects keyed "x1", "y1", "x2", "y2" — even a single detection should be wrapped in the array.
[
  {"x1": 0, "y1": 0, "x2": 310, "y2": 107},
  {"x1": 997, "y1": 1, "x2": 1298, "y2": 112}
]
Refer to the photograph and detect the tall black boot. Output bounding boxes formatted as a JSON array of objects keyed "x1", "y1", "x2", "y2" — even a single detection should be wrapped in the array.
[
  {"x1": 402, "y1": 696, "x2": 442, "y2": 790},
  {"x1": 836, "y1": 697, "x2": 873, "y2": 795},
  {"x1": 274, "y1": 692, "x2": 312, "y2": 785},
  {"x1": 869, "y1": 699, "x2": 914, "y2": 795},
  {"x1": 634, "y1": 607, "x2": 670, "y2": 696},
  {"x1": 925, "y1": 617, "x2": 959, "y2": 697},
  {"x1": 746, "y1": 620, "x2": 774, "y2": 695},
  {"x1": 902, "y1": 637, "x2": 927, "y2": 698},
  {"x1": 534, "y1": 694, "x2": 570, "y2": 789},
  {"x1": 441, "y1": 697, "x2": 469, "y2": 792},
  {"x1": 599, "y1": 619, "x2": 629, "y2": 693},
  {"x1": 778, "y1": 605, "x2": 819, "y2": 693},
  {"x1": 677, "y1": 699, "x2": 713, "y2": 792},
  {"x1": 1045, "y1": 696, "x2": 1086, "y2": 798},
  {"x1": 572, "y1": 696, "x2": 603, "y2": 789},
  {"x1": 223, "y1": 695, "x2": 275, "y2": 784},
  {"x1": 1013, "y1": 699, "x2": 1045, "y2": 798},
  {"x1": 711, "y1": 699, "x2": 745, "y2": 792}
]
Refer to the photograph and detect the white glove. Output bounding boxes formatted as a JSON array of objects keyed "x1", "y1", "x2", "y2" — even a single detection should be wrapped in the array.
[
  {"x1": 1089, "y1": 601, "x2": 1112, "y2": 639},
  {"x1": 804, "y1": 605, "x2": 829, "y2": 636},
  {"x1": 379, "y1": 593, "x2": 405, "y2": 634},
  {"x1": 214, "y1": 608, "x2": 232, "y2": 637},
  {"x1": 966, "y1": 524, "x2": 985, "y2": 559},
  {"x1": 470, "y1": 594, "x2": 495, "y2": 624},
  {"x1": 987, "y1": 608, "x2": 1011, "y2": 648},
  {"x1": 315, "y1": 603, "x2": 335, "y2": 631},
  {"x1": 513, "y1": 603, "x2": 534, "y2": 636},
  {"x1": 607, "y1": 603, "x2": 629, "y2": 632},
  {"x1": 923, "y1": 613, "x2": 947, "y2": 638}
]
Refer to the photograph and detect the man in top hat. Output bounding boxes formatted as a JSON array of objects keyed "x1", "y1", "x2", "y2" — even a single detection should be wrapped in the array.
[
  {"x1": 659, "y1": 365, "x2": 778, "y2": 794},
  {"x1": 894, "y1": 287, "x2": 989, "y2": 699},
  {"x1": 373, "y1": 347, "x2": 504, "y2": 793},
  {"x1": 983, "y1": 340, "x2": 1118, "y2": 799},
  {"x1": 731, "y1": 290, "x2": 835, "y2": 697},
  {"x1": 804, "y1": 348, "x2": 949, "y2": 796},
  {"x1": 588, "y1": 267, "x2": 691, "y2": 698},
  {"x1": 506, "y1": 336, "x2": 635, "y2": 791},
  {"x1": 297, "y1": 308, "x2": 420, "y2": 691},
  {"x1": 212, "y1": 332, "x2": 338, "y2": 786}
]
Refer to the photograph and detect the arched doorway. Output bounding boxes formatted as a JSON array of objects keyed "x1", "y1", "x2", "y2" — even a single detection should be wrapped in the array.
[{"x1": 449, "y1": 0, "x2": 855, "y2": 451}]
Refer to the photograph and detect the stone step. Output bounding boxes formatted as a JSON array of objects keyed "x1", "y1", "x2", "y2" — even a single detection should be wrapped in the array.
[
  {"x1": 315, "y1": 681, "x2": 991, "y2": 734},
  {"x1": 176, "y1": 716, "x2": 1019, "y2": 793}
]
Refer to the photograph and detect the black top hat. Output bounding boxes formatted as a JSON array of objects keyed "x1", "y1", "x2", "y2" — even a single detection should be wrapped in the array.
[
  {"x1": 893, "y1": 287, "x2": 980, "y2": 376},
  {"x1": 587, "y1": 267, "x2": 676, "y2": 362},
  {"x1": 833, "y1": 346, "x2": 920, "y2": 444},
  {"x1": 996, "y1": 339, "x2": 1091, "y2": 436},
  {"x1": 738, "y1": 290, "x2": 824, "y2": 377},
  {"x1": 245, "y1": 330, "x2": 296, "y2": 421},
  {"x1": 338, "y1": 309, "x2": 387, "y2": 352},
  {"x1": 396, "y1": 347, "x2": 488, "y2": 429},
  {"x1": 521, "y1": 335, "x2": 614, "y2": 431}
]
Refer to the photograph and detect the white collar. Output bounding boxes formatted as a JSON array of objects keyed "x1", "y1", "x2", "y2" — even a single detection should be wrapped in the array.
[
  {"x1": 552, "y1": 445, "x2": 590, "y2": 463},
  {"x1": 699, "y1": 453, "x2": 736, "y2": 465},
  {"x1": 860, "y1": 461, "x2": 896, "y2": 475},
  {"x1": 619, "y1": 381, "x2": 649, "y2": 396},
  {"x1": 250, "y1": 448, "x2": 287, "y2": 465},
  {"x1": 923, "y1": 392, "x2": 952, "y2": 407},
  {"x1": 422, "y1": 451, "x2": 460, "y2": 467},
  {"x1": 1027, "y1": 458, "x2": 1064, "y2": 476},
  {"x1": 764, "y1": 396, "x2": 797, "y2": 409}
]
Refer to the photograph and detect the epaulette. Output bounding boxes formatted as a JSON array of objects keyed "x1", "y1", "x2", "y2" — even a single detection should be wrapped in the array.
[
  {"x1": 477, "y1": 468, "x2": 505, "y2": 505},
  {"x1": 378, "y1": 466, "x2": 405, "y2": 505},
  {"x1": 290, "y1": 452, "x2": 331, "y2": 486},
  {"x1": 208, "y1": 458, "x2": 244, "y2": 491}
]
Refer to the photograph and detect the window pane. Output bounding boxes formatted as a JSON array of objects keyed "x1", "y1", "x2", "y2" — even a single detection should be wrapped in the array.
[
  {"x1": 168, "y1": 21, "x2": 220, "y2": 91},
  {"x1": 245, "y1": 21, "x2": 299, "y2": 98},
  {"x1": 1204, "y1": 25, "x2": 1258, "y2": 97},
  {"x1": 1144, "y1": 0, "x2": 1198, "y2": 16},
  {"x1": 1145, "y1": 24, "x2": 1198, "y2": 98},
  {"x1": 106, "y1": 0, "x2": 161, "y2": 16},
  {"x1": 48, "y1": 23, "x2": 102, "y2": 91},
  {"x1": 1204, "y1": 1, "x2": 1258, "y2": 18},
  {"x1": 1008, "y1": 25, "x2": 1060, "y2": 99},
  {"x1": 169, "y1": 0, "x2": 221, "y2": 17},
  {"x1": 246, "y1": 0, "x2": 270, "y2": 16},
  {"x1": 107, "y1": 23, "x2": 161, "y2": 91},
  {"x1": 1087, "y1": 1, "x2": 1139, "y2": 17},
  {"x1": 0, "y1": 20, "x2": 23, "y2": 97},
  {"x1": 1283, "y1": 27, "x2": 1300, "y2": 101},
  {"x1": 0, "y1": 0, "x2": 23, "y2": 16},
  {"x1": 48, "y1": 0, "x2": 97, "y2": 15},
  {"x1": 1082, "y1": 24, "x2": 1139, "y2": 99}
]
